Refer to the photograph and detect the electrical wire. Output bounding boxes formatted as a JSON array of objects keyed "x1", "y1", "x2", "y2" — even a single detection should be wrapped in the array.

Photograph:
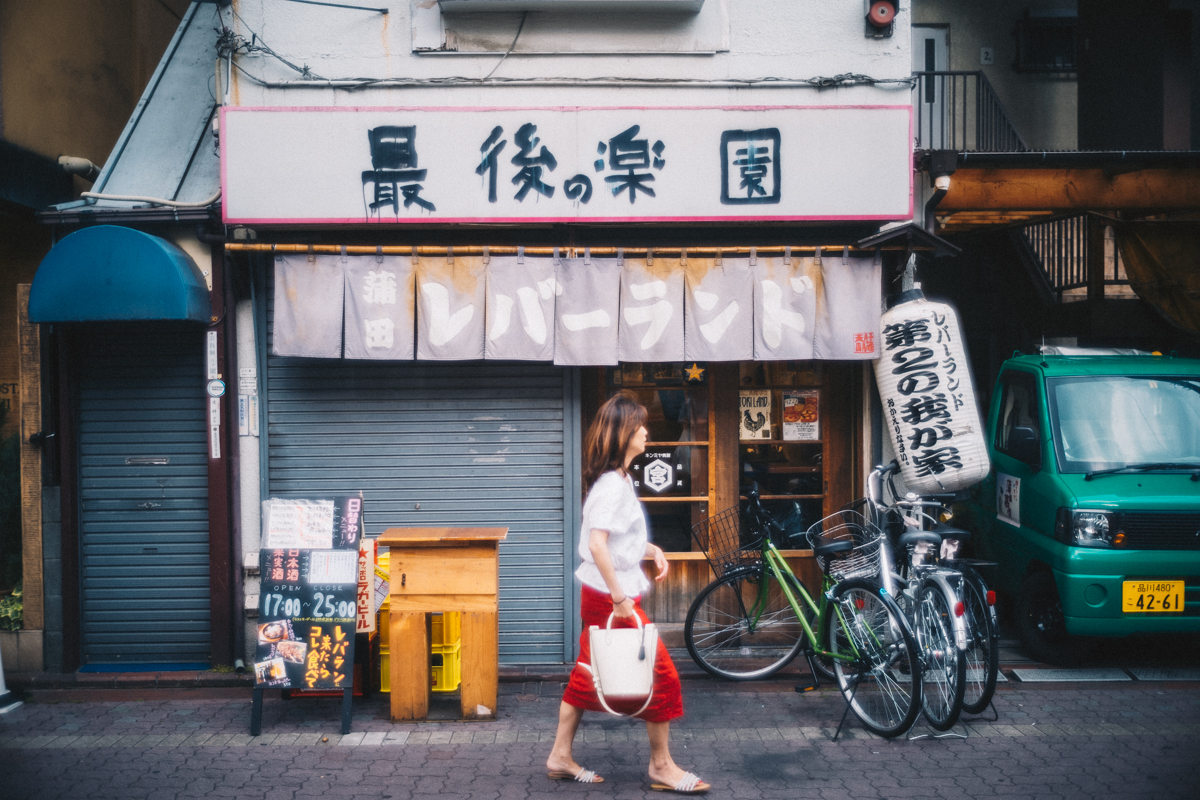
[
  {"x1": 220, "y1": 12, "x2": 916, "y2": 90},
  {"x1": 482, "y1": 12, "x2": 528, "y2": 81},
  {"x1": 280, "y1": 0, "x2": 388, "y2": 12},
  {"x1": 229, "y1": 58, "x2": 916, "y2": 90}
]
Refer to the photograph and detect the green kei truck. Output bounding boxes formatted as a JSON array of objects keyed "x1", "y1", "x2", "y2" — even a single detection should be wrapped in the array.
[{"x1": 956, "y1": 350, "x2": 1200, "y2": 663}]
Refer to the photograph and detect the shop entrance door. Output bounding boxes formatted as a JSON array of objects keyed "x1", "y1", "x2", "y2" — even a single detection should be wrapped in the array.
[{"x1": 77, "y1": 326, "x2": 211, "y2": 667}]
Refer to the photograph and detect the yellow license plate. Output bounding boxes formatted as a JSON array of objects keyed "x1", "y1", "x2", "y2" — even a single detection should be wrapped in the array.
[{"x1": 1122, "y1": 580, "x2": 1185, "y2": 613}]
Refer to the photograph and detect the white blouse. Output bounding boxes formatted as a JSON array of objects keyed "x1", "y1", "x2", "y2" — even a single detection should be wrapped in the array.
[{"x1": 575, "y1": 471, "x2": 651, "y2": 598}]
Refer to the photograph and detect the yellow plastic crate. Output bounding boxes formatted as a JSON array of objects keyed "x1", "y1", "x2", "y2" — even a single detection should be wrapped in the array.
[
  {"x1": 431, "y1": 612, "x2": 461, "y2": 647},
  {"x1": 432, "y1": 642, "x2": 462, "y2": 693},
  {"x1": 378, "y1": 644, "x2": 462, "y2": 693}
]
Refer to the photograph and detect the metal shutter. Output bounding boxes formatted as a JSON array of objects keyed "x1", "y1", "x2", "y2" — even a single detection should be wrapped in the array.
[
  {"x1": 266, "y1": 298, "x2": 575, "y2": 664},
  {"x1": 77, "y1": 326, "x2": 210, "y2": 665}
]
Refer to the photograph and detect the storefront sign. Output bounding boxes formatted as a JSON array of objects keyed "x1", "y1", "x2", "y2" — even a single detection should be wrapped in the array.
[
  {"x1": 254, "y1": 496, "x2": 363, "y2": 690},
  {"x1": 630, "y1": 449, "x2": 690, "y2": 496},
  {"x1": 273, "y1": 252, "x2": 881, "y2": 363},
  {"x1": 222, "y1": 106, "x2": 912, "y2": 224},
  {"x1": 874, "y1": 295, "x2": 991, "y2": 493}
]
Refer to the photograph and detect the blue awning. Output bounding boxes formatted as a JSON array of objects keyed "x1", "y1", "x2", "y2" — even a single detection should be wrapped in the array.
[{"x1": 29, "y1": 225, "x2": 212, "y2": 323}]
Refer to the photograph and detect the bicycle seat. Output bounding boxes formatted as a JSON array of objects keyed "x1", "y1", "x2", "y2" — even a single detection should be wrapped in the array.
[
  {"x1": 811, "y1": 538, "x2": 854, "y2": 558},
  {"x1": 897, "y1": 530, "x2": 942, "y2": 549},
  {"x1": 932, "y1": 523, "x2": 973, "y2": 541}
]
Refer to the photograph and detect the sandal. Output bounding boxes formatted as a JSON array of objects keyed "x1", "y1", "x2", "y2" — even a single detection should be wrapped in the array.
[
  {"x1": 650, "y1": 772, "x2": 710, "y2": 794},
  {"x1": 547, "y1": 767, "x2": 604, "y2": 784}
]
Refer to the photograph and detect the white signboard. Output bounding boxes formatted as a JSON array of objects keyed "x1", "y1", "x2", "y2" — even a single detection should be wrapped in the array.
[
  {"x1": 263, "y1": 498, "x2": 335, "y2": 550},
  {"x1": 996, "y1": 473, "x2": 1021, "y2": 527},
  {"x1": 221, "y1": 106, "x2": 912, "y2": 224},
  {"x1": 307, "y1": 550, "x2": 358, "y2": 584}
]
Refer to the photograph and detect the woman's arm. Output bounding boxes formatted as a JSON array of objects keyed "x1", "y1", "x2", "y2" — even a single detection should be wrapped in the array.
[
  {"x1": 588, "y1": 528, "x2": 636, "y2": 619},
  {"x1": 646, "y1": 542, "x2": 669, "y2": 582}
]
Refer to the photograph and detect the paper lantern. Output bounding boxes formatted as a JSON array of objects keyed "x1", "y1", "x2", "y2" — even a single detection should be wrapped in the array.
[{"x1": 873, "y1": 290, "x2": 990, "y2": 493}]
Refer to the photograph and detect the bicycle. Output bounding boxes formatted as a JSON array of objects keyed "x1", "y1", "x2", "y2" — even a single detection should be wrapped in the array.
[
  {"x1": 866, "y1": 461, "x2": 1001, "y2": 727},
  {"x1": 683, "y1": 489, "x2": 924, "y2": 738}
]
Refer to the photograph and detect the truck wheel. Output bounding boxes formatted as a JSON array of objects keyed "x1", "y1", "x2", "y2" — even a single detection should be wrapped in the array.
[{"x1": 1015, "y1": 572, "x2": 1079, "y2": 665}]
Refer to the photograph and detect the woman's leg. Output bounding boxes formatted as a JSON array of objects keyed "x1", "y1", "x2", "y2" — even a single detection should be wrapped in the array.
[{"x1": 546, "y1": 701, "x2": 587, "y2": 774}]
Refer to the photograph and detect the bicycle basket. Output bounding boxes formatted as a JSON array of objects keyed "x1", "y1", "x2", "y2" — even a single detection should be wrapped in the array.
[
  {"x1": 805, "y1": 509, "x2": 884, "y2": 582},
  {"x1": 690, "y1": 505, "x2": 763, "y2": 579}
]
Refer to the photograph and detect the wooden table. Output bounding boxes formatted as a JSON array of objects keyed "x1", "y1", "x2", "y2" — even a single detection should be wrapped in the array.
[{"x1": 377, "y1": 527, "x2": 508, "y2": 721}]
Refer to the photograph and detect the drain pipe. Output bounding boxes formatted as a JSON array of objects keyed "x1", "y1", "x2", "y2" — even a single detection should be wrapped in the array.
[
  {"x1": 923, "y1": 151, "x2": 958, "y2": 234},
  {"x1": 924, "y1": 174, "x2": 951, "y2": 233}
]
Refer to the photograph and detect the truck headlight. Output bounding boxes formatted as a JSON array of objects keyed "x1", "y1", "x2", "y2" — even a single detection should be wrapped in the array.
[{"x1": 1056, "y1": 508, "x2": 1115, "y2": 548}]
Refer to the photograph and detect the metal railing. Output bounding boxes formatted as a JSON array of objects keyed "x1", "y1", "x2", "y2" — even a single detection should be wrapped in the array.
[
  {"x1": 913, "y1": 71, "x2": 1028, "y2": 152},
  {"x1": 1014, "y1": 214, "x2": 1134, "y2": 303}
]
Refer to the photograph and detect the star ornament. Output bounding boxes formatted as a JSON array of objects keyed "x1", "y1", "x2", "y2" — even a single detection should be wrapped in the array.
[{"x1": 685, "y1": 363, "x2": 706, "y2": 383}]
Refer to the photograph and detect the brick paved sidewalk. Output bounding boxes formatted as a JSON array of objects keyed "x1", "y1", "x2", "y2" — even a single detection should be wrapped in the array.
[{"x1": 1, "y1": 678, "x2": 1198, "y2": 799}]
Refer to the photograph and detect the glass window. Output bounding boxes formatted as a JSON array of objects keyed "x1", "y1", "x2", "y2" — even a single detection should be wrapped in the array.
[
  {"x1": 994, "y1": 371, "x2": 1041, "y2": 464},
  {"x1": 737, "y1": 361, "x2": 826, "y2": 537},
  {"x1": 1047, "y1": 375, "x2": 1200, "y2": 472},
  {"x1": 603, "y1": 364, "x2": 710, "y2": 552}
]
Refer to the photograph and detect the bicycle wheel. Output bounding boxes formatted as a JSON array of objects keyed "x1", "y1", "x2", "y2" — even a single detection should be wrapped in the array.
[
  {"x1": 822, "y1": 578, "x2": 922, "y2": 738},
  {"x1": 959, "y1": 569, "x2": 999, "y2": 715},
  {"x1": 684, "y1": 569, "x2": 807, "y2": 680},
  {"x1": 915, "y1": 580, "x2": 966, "y2": 731}
]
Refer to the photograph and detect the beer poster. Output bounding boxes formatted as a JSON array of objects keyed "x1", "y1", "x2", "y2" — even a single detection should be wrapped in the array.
[{"x1": 782, "y1": 390, "x2": 820, "y2": 441}]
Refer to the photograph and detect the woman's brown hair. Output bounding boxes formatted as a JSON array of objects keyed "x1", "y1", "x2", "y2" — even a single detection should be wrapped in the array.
[{"x1": 582, "y1": 391, "x2": 649, "y2": 488}]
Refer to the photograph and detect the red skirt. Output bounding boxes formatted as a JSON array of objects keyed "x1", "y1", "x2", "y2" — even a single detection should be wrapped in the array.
[{"x1": 561, "y1": 584, "x2": 684, "y2": 723}]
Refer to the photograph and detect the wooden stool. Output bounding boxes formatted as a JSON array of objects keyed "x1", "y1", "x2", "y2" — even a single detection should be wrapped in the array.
[{"x1": 377, "y1": 527, "x2": 508, "y2": 721}]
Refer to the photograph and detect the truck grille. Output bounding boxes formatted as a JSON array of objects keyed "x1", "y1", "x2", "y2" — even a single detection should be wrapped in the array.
[{"x1": 1121, "y1": 513, "x2": 1200, "y2": 551}]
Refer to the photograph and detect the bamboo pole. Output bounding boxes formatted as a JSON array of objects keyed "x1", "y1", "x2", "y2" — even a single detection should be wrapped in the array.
[{"x1": 222, "y1": 244, "x2": 900, "y2": 256}]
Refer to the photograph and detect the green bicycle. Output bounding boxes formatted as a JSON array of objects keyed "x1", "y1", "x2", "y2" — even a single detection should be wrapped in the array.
[{"x1": 683, "y1": 491, "x2": 924, "y2": 738}]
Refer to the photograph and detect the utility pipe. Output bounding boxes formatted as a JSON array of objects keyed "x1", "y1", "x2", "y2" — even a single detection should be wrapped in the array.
[
  {"x1": 80, "y1": 189, "x2": 222, "y2": 208},
  {"x1": 223, "y1": 244, "x2": 903, "y2": 256},
  {"x1": 924, "y1": 174, "x2": 951, "y2": 234}
]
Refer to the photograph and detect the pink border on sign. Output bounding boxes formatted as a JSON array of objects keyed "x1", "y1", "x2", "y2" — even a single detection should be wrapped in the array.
[{"x1": 219, "y1": 105, "x2": 915, "y2": 225}]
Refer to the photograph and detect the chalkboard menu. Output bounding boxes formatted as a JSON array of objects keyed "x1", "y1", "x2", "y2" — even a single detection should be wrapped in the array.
[{"x1": 254, "y1": 496, "x2": 362, "y2": 690}]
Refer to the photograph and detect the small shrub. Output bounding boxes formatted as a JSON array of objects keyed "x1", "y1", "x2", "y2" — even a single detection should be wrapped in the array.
[{"x1": 0, "y1": 580, "x2": 22, "y2": 631}]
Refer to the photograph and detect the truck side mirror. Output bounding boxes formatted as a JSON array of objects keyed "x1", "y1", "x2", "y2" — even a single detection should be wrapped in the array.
[{"x1": 1009, "y1": 425, "x2": 1041, "y2": 468}]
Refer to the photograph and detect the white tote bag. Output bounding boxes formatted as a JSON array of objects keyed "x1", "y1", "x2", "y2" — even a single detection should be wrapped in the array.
[{"x1": 582, "y1": 612, "x2": 658, "y2": 717}]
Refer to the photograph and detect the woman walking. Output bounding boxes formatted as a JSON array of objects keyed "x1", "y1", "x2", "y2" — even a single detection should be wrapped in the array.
[{"x1": 545, "y1": 392, "x2": 710, "y2": 794}]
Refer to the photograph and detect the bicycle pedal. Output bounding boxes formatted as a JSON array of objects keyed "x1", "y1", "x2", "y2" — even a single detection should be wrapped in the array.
[{"x1": 794, "y1": 681, "x2": 818, "y2": 693}]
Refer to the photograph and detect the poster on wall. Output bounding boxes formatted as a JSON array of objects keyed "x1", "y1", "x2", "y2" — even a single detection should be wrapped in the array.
[
  {"x1": 739, "y1": 390, "x2": 772, "y2": 440},
  {"x1": 254, "y1": 495, "x2": 363, "y2": 690},
  {"x1": 782, "y1": 390, "x2": 820, "y2": 441}
]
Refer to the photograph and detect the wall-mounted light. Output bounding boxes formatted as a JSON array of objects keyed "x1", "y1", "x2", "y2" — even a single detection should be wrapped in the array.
[{"x1": 865, "y1": 0, "x2": 897, "y2": 38}]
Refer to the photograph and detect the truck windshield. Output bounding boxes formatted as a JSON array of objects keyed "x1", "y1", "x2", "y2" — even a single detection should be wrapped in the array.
[{"x1": 1046, "y1": 375, "x2": 1200, "y2": 473}]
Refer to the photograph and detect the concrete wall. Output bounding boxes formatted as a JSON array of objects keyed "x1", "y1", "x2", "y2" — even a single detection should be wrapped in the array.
[
  {"x1": 913, "y1": 0, "x2": 1078, "y2": 150},
  {"x1": 223, "y1": 0, "x2": 913, "y2": 107}
]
